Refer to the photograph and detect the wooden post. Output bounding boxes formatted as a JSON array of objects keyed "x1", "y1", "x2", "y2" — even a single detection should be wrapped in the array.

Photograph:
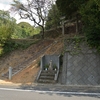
[{"x1": 62, "y1": 22, "x2": 65, "y2": 35}]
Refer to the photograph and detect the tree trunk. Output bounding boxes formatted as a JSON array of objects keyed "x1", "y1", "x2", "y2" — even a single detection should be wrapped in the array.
[{"x1": 41, "y1": 26, "x2": 44, "y2": 39}]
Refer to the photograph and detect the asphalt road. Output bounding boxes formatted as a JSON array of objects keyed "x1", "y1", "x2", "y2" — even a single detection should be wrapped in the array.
[{"x1": 0, "y1": 88, "x2": 100, "y2": 100}]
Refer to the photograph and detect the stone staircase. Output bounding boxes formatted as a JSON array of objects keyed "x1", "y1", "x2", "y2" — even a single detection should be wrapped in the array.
[{"x1": 37, "y1": 70, "x2": 57, "y2": 83}]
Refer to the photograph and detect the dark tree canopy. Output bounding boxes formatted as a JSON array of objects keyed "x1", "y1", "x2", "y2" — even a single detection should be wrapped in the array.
[
  {"x1": 80, "y1": 0, "x2": 100, "y2": 52},
  {"x1": 56, "y1": 0, "x2": 89, "y2": 34},
  {"x1": 56, "y1": 0, "x2": 88, "y2": 19},
  {"x1": 56, "y1": 0, "x2": 100, "y2": 52},
  {"x1": 45, "y1": 4, "x2": 61, "y2": 30}
]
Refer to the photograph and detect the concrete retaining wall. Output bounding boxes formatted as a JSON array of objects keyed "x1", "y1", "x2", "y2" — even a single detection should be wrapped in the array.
[
  {"x1": 40, "y1": 55, "x2": 60, "y2": 70},
  {"x1": 62, "y1": 41, "x2": 100, "y2": 85}
]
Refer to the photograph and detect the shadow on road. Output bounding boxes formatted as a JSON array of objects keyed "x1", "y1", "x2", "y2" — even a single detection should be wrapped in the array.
[{"x1": 18, "y1": 83, "x2": 100, "y2": 99}]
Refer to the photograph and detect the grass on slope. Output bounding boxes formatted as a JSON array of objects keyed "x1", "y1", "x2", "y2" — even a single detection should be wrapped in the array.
[{"x1": 0, "y1": 39, "x2": 40, "y2": 56}]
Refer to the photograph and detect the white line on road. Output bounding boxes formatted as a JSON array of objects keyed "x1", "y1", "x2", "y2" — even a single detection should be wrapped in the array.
[{"x1": 0, "y1": 88, "x2": 100, "y2": 96}]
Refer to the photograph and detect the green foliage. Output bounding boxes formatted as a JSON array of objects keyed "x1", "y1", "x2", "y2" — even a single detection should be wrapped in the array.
[
  {"x1": 11, "y1": 24, "x2": 22, "y2": 39},
  {"x1": 3, "y1": 41, "x2": 19, "y2": 53},
  {"x1": 56, "y1": 0, "x2": 100, "y2": 52},
  {"x1": 0, "y1": 10, "x2": 41, "y2": 56},
  {"x1": 0, "y1": 24, "x2": 12, "y2": 44},
  {"x1": 0, "y1": 47, "x2": 3, "y2": 55},
  {"x1": 0, "y1": 10, "x2": 18, "y2": 56},
  {"x1": 11, "y1": 0, "x2": 52, "y2": 39},
  {"x1": 17, "y1": 22, "x2": 34, "y2": 38},
  {"x1": 1, "y1": 40, "x2": 39, "y2": 56},
  {"x1": 53, "y1": 64, "x2": 57, "y2": 70},
  {"x1": 12, "y1": 22, "x2": 40, "y2": 39},
  {"x1": 0, "y1": 10, "x2": 15, "y2": 54},
  {"x1": 0, "y1": 10, "x2": 16, "y2": 45},
  {"x1": 44, "y1": 64, "x2": 49, "y2": 70},
  {"x1": 65, "y1": 36, "x2": 85, "y2": 55},
  {"x1": 45, "y1": 4, "x2": 61, "y2": 30},
  {"x1": 72, "y1": 36, "x2": 83, "y2": 53},
  {"x1": 80, "y1": 0, "x2": 100, "y2": 52},
  {"x1": 56, "y1": 0, "x2": 88, "y2": 33},
  {"x1": 33, "y1": 27, "x2": 41, "y2": 35},
  {"x1": 19, "y1": 22, "x2": 33, "y2": 34},
  {"x1": 56, "y1": 0, "x2": 87, "y2": 19}
]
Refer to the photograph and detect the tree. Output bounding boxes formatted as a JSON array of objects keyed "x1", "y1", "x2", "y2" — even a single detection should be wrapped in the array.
[
  {"x1": 56, "y1": 0, "x2": 88, "y2": 19},
  {"x1": 45, "y1": 4, "x2": 61, "y2": 30},
  {"x1": 80, "y1": 0, "x2": 100, "y2": 52},
  {"x1": 12, "y1": 22, "x2": 41, "y2": 39},
  {"x1": 11, "y1": 24, "x2": 22, "y2": 39},
  {"x1": 56, "y1": 0, "x2": 88, "y2": 33},
  {"x1": 11, "y1": 0, "x2": 53, "y2": 39},
  {"x1": 0, "y1": 10, "x2": 15, "y2": 45},
  {"x1": 18, "y1": 22, "x2": 34, "y2": 38}
]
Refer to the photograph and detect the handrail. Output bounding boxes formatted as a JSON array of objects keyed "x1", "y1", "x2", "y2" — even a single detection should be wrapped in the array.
[
  {"x1": 54, "y1": 70, "x2": 59, "y2": 81},
  {"x1": 36, "y1": 70, "x2": 42, "y2": 81},
  {"x1": 54, "y1": 55, "x2": 60, "y2": 81}
]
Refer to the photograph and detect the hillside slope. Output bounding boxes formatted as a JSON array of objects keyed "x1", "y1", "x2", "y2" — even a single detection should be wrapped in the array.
[{"x1": 0, "y1": 36, "x2": 64, "y2": 84}]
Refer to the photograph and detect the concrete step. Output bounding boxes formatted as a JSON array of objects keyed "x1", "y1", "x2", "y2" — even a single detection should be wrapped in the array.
[
  {"x1": 39, "y1": 75, "x2": 54, "y2": 80},
  {"x1": 38, "y1": 79, "x2": 56, "y2": 83},
  {"x1": 40, "y1": 72, "x2": 55, "y2": 76},
  {"x1": 41, "y1": 70, "x2": 56, "y2": 76},
  {"x1": 38, "y1": 70, "x2": 56, "y2": 83},
  {"x1": 42, "y1": 70, "x2": 56, "y2": 73}
]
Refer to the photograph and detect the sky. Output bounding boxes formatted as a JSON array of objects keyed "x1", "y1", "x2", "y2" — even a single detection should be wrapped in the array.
[
  {"x1": 0, "y1": 0, "x2": 56, "y2": 26},
  {"x1": 0, "y1": 0, "x2": 12, "y2": 10},
  {"x1": 0, "y1": 0, "x2": 33, "y2": 25}
]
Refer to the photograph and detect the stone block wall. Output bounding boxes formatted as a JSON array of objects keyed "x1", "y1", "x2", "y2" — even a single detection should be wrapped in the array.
[{"x1": 62, "y1": 40, "x2": 100, "y2": 85}]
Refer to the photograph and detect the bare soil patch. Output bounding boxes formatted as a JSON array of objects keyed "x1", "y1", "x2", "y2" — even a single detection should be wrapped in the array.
[{"x1": 0, "y1": 37, "x2": 64, "y2": 85}]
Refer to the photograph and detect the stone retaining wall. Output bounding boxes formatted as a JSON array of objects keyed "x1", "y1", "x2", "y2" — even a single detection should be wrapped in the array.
[{"x1": 62, "y1": 40, "x2": 100, "y2": 85}]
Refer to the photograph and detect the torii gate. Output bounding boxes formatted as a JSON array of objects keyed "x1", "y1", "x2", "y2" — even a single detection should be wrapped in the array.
[{"x1": 60, "y1": 16, "x2": 78, "y2": 35}]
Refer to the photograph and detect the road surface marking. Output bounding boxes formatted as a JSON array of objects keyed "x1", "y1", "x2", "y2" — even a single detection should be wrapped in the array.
[{"x1": 0, "y1": 88, "x2": 100, "y2": 96}]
